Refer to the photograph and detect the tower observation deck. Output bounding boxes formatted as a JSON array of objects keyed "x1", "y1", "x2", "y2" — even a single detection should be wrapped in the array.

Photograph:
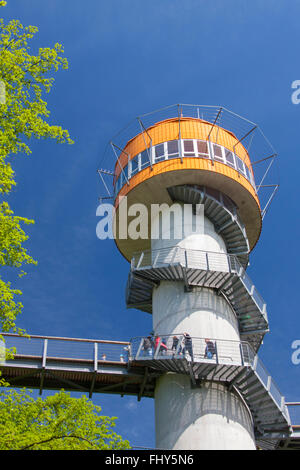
[
  {"x1": 98, "y1": 104, "x2": 288, "y2": 450},
  {"x1": 1, "y1": 104, "x2": 298, "y2": 450}
]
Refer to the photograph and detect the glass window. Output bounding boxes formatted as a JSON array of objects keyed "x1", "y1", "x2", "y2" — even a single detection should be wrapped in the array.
[
  {"x1": 131, "y1": 155, "x2": 139, "y2": 176},
  {"x1": 155, "y1": 143, "x2": 165, "y2": 162},
  {"x1": 197, "y1": 140, "x2": 209, "y2": 157},
  {"x1": 245, "y1": 166, "x2": 254, "y2": 184},
  {"x1": 236, "y1": 156, "x2": 246, "y2": 174},
  {"x1": 168, "y1": 140, "x2": 178, "y2": 154},
  {"x1": 141, "y1": 149, "x2": 150, "y2": 168},
  {"x1": 183, "y1": 140, "x2": 195, "y2": 155},
  {"x1": 245, "y1": 166, "x2": 250, "y2": 181},
  {"x1": 167, "y1": 140, "x2": 179, "y2": 157},
  {"x1": 224, "y1": 150, "x2": 235, "y2": 167},
  {"x1": 213, "y1": 144, "x2": 223, "y2": 161}
]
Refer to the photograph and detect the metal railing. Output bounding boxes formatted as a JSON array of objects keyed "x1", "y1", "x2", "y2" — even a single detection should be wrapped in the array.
[
  {"x1": 131, "y1": 335, "x2": 252, "y2": 365},
  {"x1": 98, "y1": 104, "x2": 279, "y2": 221},
  {"x1": 113, "y1": 140, "x2": 256, "y2": 196},
  {"x1": 130, "y1": 334, "x2": 288, "y2": 419},
  {"x1": 131, "y1": 246, "x2": 267, "y2": 317},
  {"x1": 132, "y1": 246, "x2": 237, "y2": 272},
  {"x1": 286, "y1": 403, "x2": 300, "y2": 427},
  {"x1": 0, "y1": 333, "x2": 291, "y2": 423},
  {"x1": 1, "y1": 333, "x2": 130, "y2": 365}
]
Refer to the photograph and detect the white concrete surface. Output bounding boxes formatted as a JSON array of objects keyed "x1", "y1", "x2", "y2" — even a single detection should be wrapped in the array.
[
  {"x1": 155, "y1": 374, "x2": 256, "y2": 450},
  {"x1": 151, "y1": 204, "x2": 227, "y2": 254},
  {"x1": 151, "y1": 204, "x2": 256, "y2": 450},
  {"x1": 152, "y1": 283, "x2": 239, "y2": 341}
]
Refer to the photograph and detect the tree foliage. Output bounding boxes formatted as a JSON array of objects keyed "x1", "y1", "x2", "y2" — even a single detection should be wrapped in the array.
[
  {"x1": 0, "y1": 7, "x2": 73, "y2": 336},
  {"x1": 0, "y1": 389, "x2": 131, "y2": 450},
  {"x1": 0, "y1": 7, "x2": 130, "y2": 452}
]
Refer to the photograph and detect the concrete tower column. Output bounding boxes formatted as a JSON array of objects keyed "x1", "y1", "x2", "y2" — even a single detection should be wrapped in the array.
[{"x1": 151, "y1": 205, "x2": 256, "y2": 450}]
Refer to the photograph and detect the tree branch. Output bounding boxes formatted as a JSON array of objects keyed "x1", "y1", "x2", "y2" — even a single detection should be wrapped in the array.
[{"x1": 20, "y1": 434, "x2": 97, "y2": 450}]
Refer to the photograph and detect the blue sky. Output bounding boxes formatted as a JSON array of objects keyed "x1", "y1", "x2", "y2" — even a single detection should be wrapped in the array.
[{"x1": 3, "y1": 0, "x2": 300, "y2": 447}]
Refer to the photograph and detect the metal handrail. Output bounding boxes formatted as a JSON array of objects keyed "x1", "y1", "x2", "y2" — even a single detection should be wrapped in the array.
[
  {"x1": 1, "y1": 333, "x2": 130, "y2": 364},
  {"x1": 131, "y1": 246, "x2": 266, "y2": 318},
  {"x1": 98, "y1": 104, "x2": 279, "y2": 220},
  {"x1": 131, "y1": 334, "x2": 253, "y2": 361},
  {"x1": 1, "y1": 332, "x2": 130, "y2": 345},
  {"x1": 286, "y1": 403, "x2": 300, "y2": 427},
  {"x1": 113, "y1": 139, "x2": 257, "y2": 194},
  {"x1": 130, "y1": 334, "x2": 286, "y2": 418},
  {"x1": 132, "y1": 246, "x2": 237, "y2": 270},
  {"x1": 0, "y1": 332, "x2": 290, "y2": 424}
]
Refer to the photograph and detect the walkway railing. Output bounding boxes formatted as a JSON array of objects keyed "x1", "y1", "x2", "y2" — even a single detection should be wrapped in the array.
[
  {"x1": 98, "y1": 104, "x2": 279, "y2": 220},
  {"x1": 132, "y1": 246, "x2": 238, "y2": 272},
  {"x1": 286, "y1": 403, "x2": 300, "y2": 428},
  {"x1": 130, "y1": 335, "x2": 288, "y2": 419},
  {"x1": 0, "y1": 332, "x2": 291, "y2": 425},
  {"x1": 1, "y1": 333, "x2": 130, "y2": 364},
  {"x1": 131, "y1": 246, "x2": 267, "y2": 316},
  {"x1": 131, "y1": 335, "x2": 253, "y2": 364}
]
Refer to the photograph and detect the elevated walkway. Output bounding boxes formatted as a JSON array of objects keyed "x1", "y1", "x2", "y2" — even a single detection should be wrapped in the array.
[
  {"x1": 277, "y1": 426, "x2": 300, "y2": 449},
  {"x1": 126, "y1": 247, "x2": 268, "y2": 350},
  {"x1": 0, "y1": 333, "x2": 298, "y2": 450},
  {"x1": 275, "y1": 404, "x2": 300, "y2": 450},
  {"x1": 130, "y1": 335, "x2": 291, "y2": 445},
  {"x1": 0, "y1": 333, "x2": 156, "y2": 399}
]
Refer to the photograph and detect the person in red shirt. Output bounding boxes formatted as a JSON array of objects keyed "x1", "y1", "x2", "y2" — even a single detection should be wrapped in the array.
[{"x1": 155, "y1": 336, "x2": 168, "y2": 356}]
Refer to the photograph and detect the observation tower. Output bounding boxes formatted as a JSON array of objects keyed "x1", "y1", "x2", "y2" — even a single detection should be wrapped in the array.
[{"x1": 98, "y1": 104, "x2": 289, "y2": 450}]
